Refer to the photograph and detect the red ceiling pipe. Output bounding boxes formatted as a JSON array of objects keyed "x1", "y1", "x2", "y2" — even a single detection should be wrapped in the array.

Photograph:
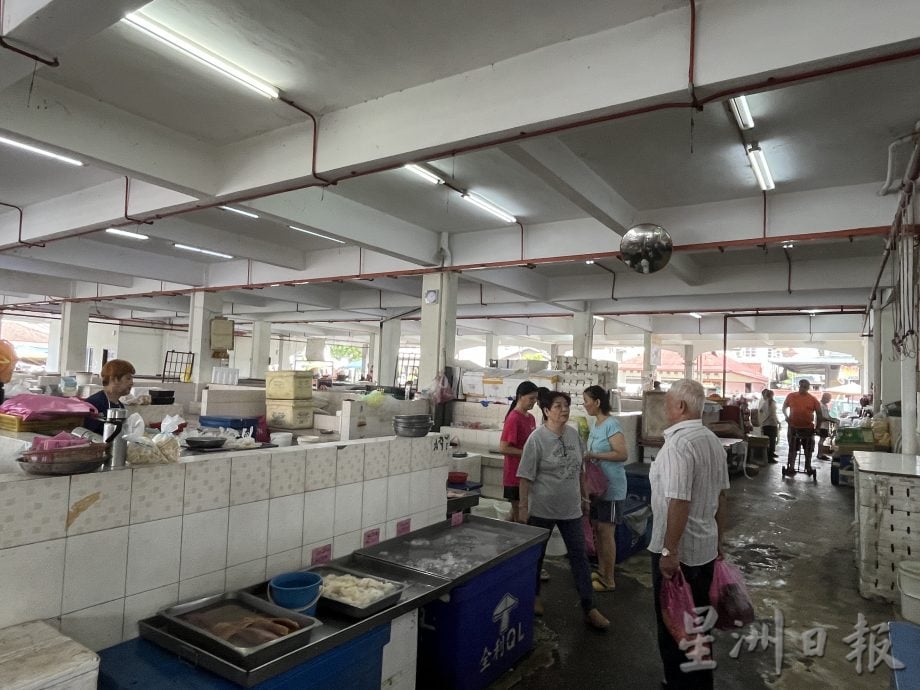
[
  {"x1": 0, "y1": 200, "x2": 43, "y2": 248},
  {"x1": 0, "y1": 0, "x2": 59, "y2": 67}
]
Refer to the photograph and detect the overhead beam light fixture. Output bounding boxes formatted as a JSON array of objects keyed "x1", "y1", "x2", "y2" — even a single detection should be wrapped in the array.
[
  {"x1": 122, "y1": 12, "x2": 280, "y2": 99},
  {"x1": 289, "y1": 226, "x2": 345, "y2": 244},
  {"x1": 105, "y1": 228, "x2": 149, "y2": 240},
  {"x1": 746, "y1": 144, "x2": 775, "y2": 191},
  {"x1": 0, "y1": 135, "x2": 83, "y2": 166},
  {"x1": 219, "y1": 205, "x2": 259, "y2": 219},
  {"x1": 403, "y1": 164, "x2": 444, "y2": 185},
  {"x1": 461, "y1": 192, "x2": 516, "y2": 224},
  {"x1": 729, "y1": 95, "x2": 754, "y2": 130},
  {"x1": 689, "y1": 312, "x2": 703, "y2": 319},
  {"x1": 173, "y1": 243, "x2": 233, "y2": 259}
]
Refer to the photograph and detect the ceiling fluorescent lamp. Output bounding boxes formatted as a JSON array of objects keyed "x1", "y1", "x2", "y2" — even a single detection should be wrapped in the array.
[
  {"x1": 288, "y1": 225, "x2": 345, "y2": 244},
  {"x1": 746, "y1": 144, "x2": 775, "y2": 191},
  {"x1": 461, "y1": 192, "x2": 516, "y2": 224},
  {"x1": 219, "y1": 205, "x2": 259, "y2": 219},
  {"x1": 729, "y1": 95, "x2": 754, "y2": 130},
  {"x1": 689, "y1": 312, "x2": 703, "y2": 319},
  {"x1": 122, "y1": 13, "x2": 279, "y2": 99},
  {"x1": 0, "y1": 135, "x2": 83, "y2": 166},
  {"x1": 585, "y1": 259, "x2": 595, "y2": 265},
  {"x1": 592, "y1": 315, "x2": 605, "y2": 321},
  {"x1": 105, "y1": 227, "x2": 149, "y2": 240},
  {"x1": 173, "y1": 243, "x2": 233, "y2": 259},
  {"x1": 404, "y1": 164, "x2": 444, "y2": 184}
]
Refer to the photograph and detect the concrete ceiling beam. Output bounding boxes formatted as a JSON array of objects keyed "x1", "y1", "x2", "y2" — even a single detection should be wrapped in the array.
[{"x1": 0, "y1": 254, "x2": 132, "y2": 287}]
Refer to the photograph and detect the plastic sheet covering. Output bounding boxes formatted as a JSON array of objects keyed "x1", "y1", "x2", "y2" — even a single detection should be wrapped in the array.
[{"x1": 0, "y1": 393, "x2": 96, "y2": 420}]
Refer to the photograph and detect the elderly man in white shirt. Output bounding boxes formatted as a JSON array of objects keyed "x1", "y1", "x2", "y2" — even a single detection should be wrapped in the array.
[{"x1": 649, "y1": 379, "x2": 730, "y2": 690}]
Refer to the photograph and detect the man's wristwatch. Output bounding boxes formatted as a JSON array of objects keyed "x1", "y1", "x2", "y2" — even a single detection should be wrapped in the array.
[{"x1": 661, "y1": 547, "x2": 673, "y2": 557}]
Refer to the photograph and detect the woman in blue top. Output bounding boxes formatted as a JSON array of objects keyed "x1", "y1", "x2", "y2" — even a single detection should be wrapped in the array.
[{"x1": 583, "y1": 385, "x2": 628, "y2": 591}]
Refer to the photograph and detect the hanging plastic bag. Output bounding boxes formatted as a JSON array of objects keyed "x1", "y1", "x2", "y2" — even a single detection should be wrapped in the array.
[
  {"x1": 582, "y1": 514, "x2": 597, "y2": 558},
  {"x1": 660, "y1": 570, "x2": 698, "y2": 644},
  {"x1": 708, "y1": 558, "x2": 755, "y2": 629},
  {"x1": 584, "y1": 460, "x2": 608, "y2": 499},
  {"x1": 428, "y1": 373, "x2": 454, "y2": 404}
]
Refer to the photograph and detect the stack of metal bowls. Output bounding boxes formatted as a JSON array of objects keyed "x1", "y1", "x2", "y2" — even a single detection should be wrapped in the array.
[{"x1": 393, "y1": 414, "x2": 432, "y2": 437}]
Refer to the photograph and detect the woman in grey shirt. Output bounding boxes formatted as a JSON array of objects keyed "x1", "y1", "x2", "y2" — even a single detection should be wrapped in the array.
[{"x1": 517, "y1": 389, "x2": 610, "y2": 631}]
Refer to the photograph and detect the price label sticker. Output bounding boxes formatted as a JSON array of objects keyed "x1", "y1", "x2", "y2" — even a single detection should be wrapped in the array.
[
  {"x1": 450, "y1": 511, "x2": 464, "y2": 527},
  {"x1": 363, "y1": 528, "x2": 380, "y2": 547},
  {"x1": 396, "y1": 519, "x2": 411, "y2": 536},
  {"x1": 310, "y1": 544, "x2": 332, "y2": 565}
]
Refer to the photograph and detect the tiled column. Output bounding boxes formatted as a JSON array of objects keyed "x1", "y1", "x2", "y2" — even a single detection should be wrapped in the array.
[
  {"x1": 250, "y1": 320, "x2": 272, "y2": 378},
  {"x1": 572, "y1": 310, "x2": 594, "y2": 361},
  {"x1": 187, "y1": 291, "x2": 223, "y2": 384},
  {"x1": 58, "y1": 301, "x2": 90, "y2": 373},
  {"x1": 378, "y1": 318, "x2": 401, "y2": 387},
  {"x1": 419, "y1": 272, "x2": 458, "y2": 388}
]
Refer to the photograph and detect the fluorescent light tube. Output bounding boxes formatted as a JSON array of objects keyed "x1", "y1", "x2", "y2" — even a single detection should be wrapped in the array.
[
  {"x1": 404, "y1": 164, "x2": 444, "y2": 184},
  {"x1": 122, "y1": 13, "x2": 279, "y2": 99},
  {"x1": 585, "y1": 260, "x2": 595, "y2": 265},
  {"x1": 746, "y1": 144, "x2": 775, "y2": 191},
  {"x1": 0, "y1": 135, "x2": 83, "y2": 166},
  {"x1": 729, "y1": 96, "x2": 754, "y2": 130},
  {"x1": 173, "y1": 243, "x2": 233, "y2": 259},
  {"x1": 689, "y1": 312, "x2": 703, "y2": 319},
  {"x1": 592, "y1": 315, "x2": 605, "y2": 321},
  {"x1": 289, "y1": 225, "x2": 345, "y2": 244},
  {"x1": 461, "y1": 192, "x2": 516, "y2": 224},
  {"x1": 219, "y1": 205, "x2": 259, "y2": 219},
  {"x1": 105, "y1": 228, "x2": 149, "y2": 240}
]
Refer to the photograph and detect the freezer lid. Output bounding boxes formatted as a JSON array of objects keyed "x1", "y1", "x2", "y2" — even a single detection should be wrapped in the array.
[{"x1": 0, "y1": 620, "x2": 99, "y2": 690}]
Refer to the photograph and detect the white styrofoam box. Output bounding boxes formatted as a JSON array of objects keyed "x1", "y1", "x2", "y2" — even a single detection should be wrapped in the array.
[
  {"x1": 266, "y1": 400, "x2": 315, "y2": 429},
  {"x1": 122, "y1": 583, "x2": 178, "y2": 641},
  {"x1": 336, "y1": 444, "x2": 365, "y2": 485},
  {"x1": 0, "y1": 475, "x2": 68, "y2": 549},
  {"x1": 230, "y1": 454, "x2": 271, "y2": 505},
  {"x1": 362, "y1": 477, "x2": 388, "y2": 527},
  {"x1": 227, "y1": 501, "x2": 269, "y2": 567},
  {"x1": 178, "y1": 571, "x2": 225, "y2": 603},
  {"x1": 225, "y1": 558, "x2": 267, "y2": 592},
  {"x1": 265, "y1": 371, "x2": 313, "y2": 400},
  {"x1": 201, "y1": 387, "x2": 266, "y2": 418},
  {"x1": 61, "y1": 598, "x2": 125, "y2": 652},
  {"x1": 63, "y1": 526, "x2": 129, "y2": 614},
  {"x1": 267, "y1": 494, "x2": 304, "y2": 555},
  {"x1": 381, "y1": 611, "x2": 418, "y2": 690},
  {"x1": 0, "y1": 620, "x2": 99, "y2": 690},
  {"x1": 0, "y1": 539, "x2": 66, "y2": 629},
  {"x1": 333, "y1": 530, "x2": 361, "y2": 559},
  {"x1": 429, "y1": 467, "x2": 448, "y2": 509},
  {"x1": 126, "y1": 516, "x2": 182, "y2": 596},
  {"x1": 303, "y1": 488, "x2": 335, "y2": 544},
  {"x1": 266, "y1": 548, "x2": 302, "y2": 579},
  {"x1": 180, "y1": 508, "x2": 228, "y2": 580},
  {"x1": 334, "y1": 482, "x2": 363, "y2": 536},
  {"x1": 67, "y1": 469, "x2": 132, "y2": 537},
  {"x1": 269, "y1": 451, "x2": 306, "y2": 498},
  {"x1": 184, "y1": 457, "x2": 231, "y2": 514},
  {"x1": 386, "y1": 474, "x2": 411, "y2": 522},
  {"x1": 409, "y1": 471, "x2": 430, "y2": 515}
]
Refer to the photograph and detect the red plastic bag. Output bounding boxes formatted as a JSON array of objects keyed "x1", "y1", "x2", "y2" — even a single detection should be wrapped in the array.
[
  {"x1": 583, "y1": 515, "x2": 596, "y2": 558},
  {"x1": 584, "y1": 460, "x2": 608, "y2": 498},
  {"x1": 660, "y1": 570, "x2": 698, "y2": 644},
  {"x1": 708, "y1": 558, "x2": 755, "y2": 629}
]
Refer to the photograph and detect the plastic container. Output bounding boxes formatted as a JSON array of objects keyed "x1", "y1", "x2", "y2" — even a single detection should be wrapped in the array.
[
  {"x1": 625, "y1": 463, "x2": 652, "y2": 503},
  {"x1": 267, "y1": 571, "x2": 322, "y2": 615},
  {"x1": 417, "y1": 544, "x2": 541, "y2": 690},
  {"x1": 270, "y1": 432, "x2": 293, "y2": 447},
  {"x1": 265, "y1": 400, "x2": 315, "y2": 429},
  {"x1": 898, "y1": 560, "x2": 920, "y2": 625},
  {"x1": 198, "y1": 416, "x2": 261, "y2": 432},
  {"x1": 545, "y1": 525, "x2": 567, "y2": 557},
  {"x1": 265, "y1": 371, "x2": 313, "y2": 400},
  {"x1": 615, "y1": 496, "x2": 653, "y2": 563}
]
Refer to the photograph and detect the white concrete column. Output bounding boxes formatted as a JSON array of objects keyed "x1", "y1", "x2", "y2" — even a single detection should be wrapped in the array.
[
  {"x1": 250, "y1": 321, "x2": 272, "y2": 378},
  {"x1": 572, "y1": 311, "x2": 594, "y2": 360},
  {"x1": 187, "y1": 291, "x2": 223, "y2": 384},
  {"x1": 418, "y1": 272, "x2": 458, "y2": 388},
  {"x1": 58, "y1": 301, "x2": 90, "y2": 373},
  {"x1": 871, "y1": 305, "x2": 883, "y2": 413},
  {"x1": 485, "y1": 334, "x2": 498, "y2": 366},
  {"x1": 683, "y1": 344, "x2": 694, "y2": 381},
  {"x1": 642, "y1": 332, "x2": 660, "y2": 390},
  {"x1": 366, "y1": 333, "x2": 377, "y2": 380},
  {"x1": 901, "y1": 353, "x2": 917, "y2": 454},
  {"x1": 377, "y1": 318, "x2": 401, "y2": 386}
]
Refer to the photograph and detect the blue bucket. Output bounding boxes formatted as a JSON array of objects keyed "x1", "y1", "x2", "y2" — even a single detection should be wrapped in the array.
[{"x1": 268, "y1": 571, "x2": 323, "y2": 615}]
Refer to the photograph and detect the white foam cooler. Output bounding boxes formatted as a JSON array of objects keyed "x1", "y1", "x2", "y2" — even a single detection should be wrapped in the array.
[{"x1": 0, "y1": 620, "x2": 99, "y2": 689}]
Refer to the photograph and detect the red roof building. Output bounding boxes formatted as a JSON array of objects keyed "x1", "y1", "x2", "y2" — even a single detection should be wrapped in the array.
[{"x1": 619, "y1": 350, "x2": 768, "y2": 395}]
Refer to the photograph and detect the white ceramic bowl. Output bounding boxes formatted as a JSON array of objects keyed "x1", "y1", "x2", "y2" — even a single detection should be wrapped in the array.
[{"x1": 270, "y1": 432, "x2": 293, "y2": 447}]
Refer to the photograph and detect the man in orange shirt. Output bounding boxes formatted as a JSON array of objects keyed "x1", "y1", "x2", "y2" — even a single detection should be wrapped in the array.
[{"x1": 782, "y1": 379, "x2": 822, "y2": 473}]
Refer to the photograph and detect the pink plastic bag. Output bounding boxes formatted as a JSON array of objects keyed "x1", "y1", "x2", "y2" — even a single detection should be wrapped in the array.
[
  {"x1": 708, "y1": 558, "x2": 755, "y2": 629},
  {"x1": 583, "y1": 514, "x2": 596, "y2": 558},
  {"x1": 584, "y1": 460, "x2": 608, "y2": 498},
  {"x1": 660, "y1": 570, "x2": 698, "y2": 644},
  {"x1": 0, "y1": 394, "x2": 97, "y2": 420},
  {"x1": 31, "y1": 432, "x2": 89, "y2": 452}
]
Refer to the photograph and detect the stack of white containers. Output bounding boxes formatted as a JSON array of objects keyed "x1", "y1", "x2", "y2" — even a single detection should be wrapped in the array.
[{"x1": 265, "y1": 371, "x2": 315, "y2": 429}]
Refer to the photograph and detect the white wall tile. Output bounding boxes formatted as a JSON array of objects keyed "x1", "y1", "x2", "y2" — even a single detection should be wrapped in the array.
[
  {"x1": 266, "y1": 548, "x2": 302, "y2": 579},
  {"x1": 268, "y1": 494, "x2": 303, "y2": 555},
  {"x1": 63, "y1": 526, "x2": 129, "y2": 614},
  {"x1": 304, "y1": 446, "x2": 336, "y2": 490},
  {"x1": 429, "y1": 467, "x2": 449, "y2": 509},
  {"x1": 336, "y1": 444, "x2": 364, "y2": 485},
  {"x1": 333, "y1": 530, "x2": 361, "y2": 559},
  {"x1": 427, "y1": 508, "x2": 446, "y2": 526},
  {"x1": 67, "y1": 469, "x2": 131, "y2": 537},
  {"x1": 130, "y1": 464, "x2": 185, "y2": 523},
  {"x1": 388, "y1": 438, "x2": 412, "y2": 475},
  {"x1": 179, "y1": 508, "x2": 228, "y2": 580},
  {"x1": 386, "y1": 474, "x2": 411, "y2": 522},
  {"x1": 362, "y1": 478, "x2": 388, "y2": 528},
  {"x1": 126, "y1": 517, "x2": 181, "y2": 596},
  {"x1": 61, "y1": 598, "x2": 125, "y2": 652},
  {"x1": 0, "y1": 539, "x2": 65, "y2": 628},
  {"x1": 411, "y1": 511, "x2": 429, "y2": 530},
  {"x1": 364, "y1": 441, "x2": 389, "y2": 479},
  {"x1": 227, "y1": 500, "x2": 269, "y2": 566},
  {"x1": 225, "y1": 558, "x2": 266, "y2": 592},
  {"x1": 270, "y1": 451, "x2": 306, "y2": 497},
  {"x1": 301, "y1": 540, "x2": 333, "y2": 568},
  {"x1": 179, "y1": 570, "x2": 225, "y2": 603},
  {"x1": 410, "y1": 437, "x2": 431, "y2": 472},
  {"x1": 230, "y1": 455, "x2": 270, "y2": 505},
  {"x1": 302, "y1": 488, "x2": 335, "y2": 545},
  {"x1": 409, "y1": 470, "x2": 430, "y2": 515},
  {"x1": 123, "y1": 583, "x2": 178, "y2": 641},
  {"x1": 0, "y1": 475, "x2": 68, "y2": 549},
  {"x1": 184, "y1": 457, "x2": 231, "y2": 514},
  {"x1": 333, "y1": 482, "x2": 362, "y2": 536}
]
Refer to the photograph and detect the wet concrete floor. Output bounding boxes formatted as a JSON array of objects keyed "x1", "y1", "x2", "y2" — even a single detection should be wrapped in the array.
[{"x1": 491, "y1": 439, "x2": 898, "y2": 689}]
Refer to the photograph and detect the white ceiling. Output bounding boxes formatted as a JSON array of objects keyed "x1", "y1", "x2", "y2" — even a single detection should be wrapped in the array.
[{"x1": 0, "y1": 0, "x2": 918, "y2": 354}]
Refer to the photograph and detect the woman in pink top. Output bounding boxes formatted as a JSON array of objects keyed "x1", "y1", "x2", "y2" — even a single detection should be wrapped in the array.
[{"x1": 500, "y1": 381, "x2": 539, "y2": 523}]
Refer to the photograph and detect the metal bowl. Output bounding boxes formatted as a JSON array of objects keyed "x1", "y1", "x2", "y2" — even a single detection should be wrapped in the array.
[
  {"x1": 18, "y1": 458, "x2": 105, "y2": 475},
  {"x1": 185, "y1": 436, "x2": 227, "y2": 449}
]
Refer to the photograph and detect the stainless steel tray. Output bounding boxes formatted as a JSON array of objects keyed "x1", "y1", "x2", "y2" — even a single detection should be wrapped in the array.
[
  {"x1": 307, "y1": 564, "x2": 408, "y2": 619},
  {"x1": 158, "y1": 591, "x2": 320, "y2": 669}
]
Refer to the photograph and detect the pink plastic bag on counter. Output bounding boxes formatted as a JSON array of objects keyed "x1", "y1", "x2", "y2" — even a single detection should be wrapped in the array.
[
  {"x1": 0, "y1": 394, "x2": 97, "y2": 420},
  {"x1": 30, "y1": 432, "x2": 89, "y2": 451}
]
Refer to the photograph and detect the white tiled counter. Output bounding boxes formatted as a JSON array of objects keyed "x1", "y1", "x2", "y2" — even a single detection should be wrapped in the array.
[{"x1": 0, "y1": 433, "x2": 449, "y2": 654}]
